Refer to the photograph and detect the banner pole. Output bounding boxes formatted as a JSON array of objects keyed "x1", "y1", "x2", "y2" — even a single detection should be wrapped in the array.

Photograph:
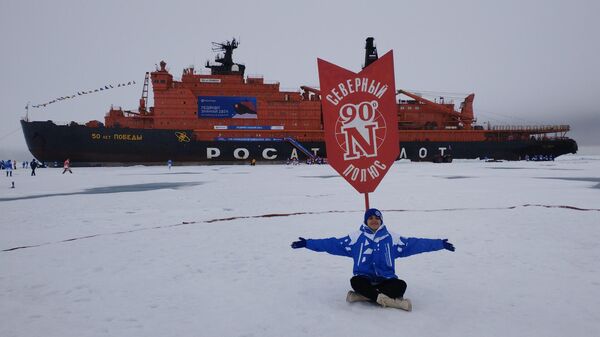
[{"x1": 364, "y1": 193, "x2": 370, "y2": 210}]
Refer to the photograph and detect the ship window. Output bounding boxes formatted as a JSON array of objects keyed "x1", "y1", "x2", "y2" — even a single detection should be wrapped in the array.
[
  {"x1": 400, "y1": 106, "x2": 404, "y2": 110},
  {"x1": 160, "y1": 80, "x2": 166, "y2": 83},
  {"x1": 408, "y1": 106, "x2": 412, "y2": 110},
  {"x1": 415, "y1": 107, "x2": 419, "y2": 110}
]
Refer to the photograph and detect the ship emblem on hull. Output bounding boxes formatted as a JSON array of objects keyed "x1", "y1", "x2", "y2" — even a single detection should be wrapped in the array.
[{"x1": 175, "y1": 131, "x2": 190, "y2": 142}]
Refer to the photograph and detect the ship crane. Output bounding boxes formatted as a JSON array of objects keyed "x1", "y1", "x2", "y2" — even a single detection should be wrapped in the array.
[
  {"x1": 300, "y1": 85, "x2": 321, "y2": 100},
  {"x1": 397, "y1": 89, "x2": 475, "y2": 128},
  {"x1": 138, "y1": 72, "x2": 150, "y2": 114}
]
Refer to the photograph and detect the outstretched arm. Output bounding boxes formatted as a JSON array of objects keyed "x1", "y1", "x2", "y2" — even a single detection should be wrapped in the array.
[
  {"x1": 394, "y1": 237, "x2": 455, "y2": 258},
  {"x1": 291, "y1": 236, "x2": 352, "y2": 257}
]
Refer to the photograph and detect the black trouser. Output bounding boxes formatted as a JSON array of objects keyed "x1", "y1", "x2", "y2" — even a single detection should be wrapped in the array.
[
  {"x1": 31, "y1": 168, "x2": 36, "y2": 176},
  {"x1": 350, "y1": 275, "x2": 407, "y2": 301}
]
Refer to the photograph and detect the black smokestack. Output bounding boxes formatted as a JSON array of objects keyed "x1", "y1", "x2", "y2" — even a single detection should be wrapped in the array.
[{"x1": 364, "y1": 37, "x2": 378, "y2": 69}]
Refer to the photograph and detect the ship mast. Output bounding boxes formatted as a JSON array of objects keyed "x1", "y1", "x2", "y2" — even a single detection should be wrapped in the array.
[
  {"x1": 139, "y1": 72, "x2": 150, "y2": 114},
  {"x1": 205, "y1": 38, "x2": 246, "y2": 76}
]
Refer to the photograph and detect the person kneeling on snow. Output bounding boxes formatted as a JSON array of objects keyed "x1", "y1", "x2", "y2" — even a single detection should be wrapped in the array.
[{"x1": 291, "y1": 208, "x2": 455, "y2": 311}]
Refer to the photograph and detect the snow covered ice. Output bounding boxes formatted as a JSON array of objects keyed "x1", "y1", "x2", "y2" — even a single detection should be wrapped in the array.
[{"x1": 1, "y1": 156, "x2": 599, "y2": 337}]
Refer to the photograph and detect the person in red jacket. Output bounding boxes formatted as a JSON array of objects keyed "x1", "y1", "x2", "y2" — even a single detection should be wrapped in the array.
[{"x1": 62, "y1": 158, "x2": 72, "y2": 174}]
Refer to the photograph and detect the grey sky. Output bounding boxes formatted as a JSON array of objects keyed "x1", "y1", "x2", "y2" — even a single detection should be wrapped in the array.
[{"x1": 1, "y1": 0, "x2": 599, "y2": 159}]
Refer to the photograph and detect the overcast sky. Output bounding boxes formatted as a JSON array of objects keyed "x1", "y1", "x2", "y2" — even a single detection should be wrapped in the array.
[{"x1": 1, "y1": 0, "x2": 599, "y2": 158}]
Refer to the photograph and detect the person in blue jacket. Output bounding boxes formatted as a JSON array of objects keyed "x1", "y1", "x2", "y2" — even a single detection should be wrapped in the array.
[
  {"x1": 5, "y1": 160, "x2": 13, "y2": 177},
  {"x1": 291, "y1": 208, "x2": 455, "y2": 311}
]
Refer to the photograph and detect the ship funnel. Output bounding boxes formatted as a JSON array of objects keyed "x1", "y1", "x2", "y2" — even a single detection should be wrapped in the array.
[{"x1": 363, "y1": 37, "x2": 378, "y2": 69}]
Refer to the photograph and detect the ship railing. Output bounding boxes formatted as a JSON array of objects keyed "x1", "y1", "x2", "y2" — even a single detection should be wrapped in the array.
[
  {"x1": 37, "y1": 120, "x2": 84, "y2": 127},
  {"x1": 37, "y1": 120, "x2": 70, "y2": 126},
  {"x1": 247, "y1": 74, "x2": 279, "y2": 85},
  {"x1": 490, "y1": 125, "x2": 570, "y2": 133}
]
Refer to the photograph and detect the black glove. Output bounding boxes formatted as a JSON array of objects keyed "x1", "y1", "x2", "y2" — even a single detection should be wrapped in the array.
[
  {"x1": 442, "y1": 239, "x2": 455, "y2": 252},
  {"x1": 291, "y1": 237, "x2": 307, "y2": 249}
]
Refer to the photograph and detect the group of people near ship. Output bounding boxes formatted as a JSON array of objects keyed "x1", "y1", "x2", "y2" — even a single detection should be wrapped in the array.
[
  {"x1": 525, "y1": 154, "x2": 555, "y2": 161},
  {"x1": 2, "y1": 160, "x2": 34, "y2": 169},
  {"x1": 285, "y1": 156, "x2": 326, "y2": 165},
  {"x1": 1, "y1": 158, "x2": 70, "y2": 178},
  {"x1": 2, "y1": 159, "x2": 41, "y2": 177}
]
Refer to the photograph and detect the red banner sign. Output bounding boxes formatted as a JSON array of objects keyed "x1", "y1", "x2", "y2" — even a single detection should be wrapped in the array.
[{"x1": 318, "y1": 51, "x2": 399, "y2": 193}]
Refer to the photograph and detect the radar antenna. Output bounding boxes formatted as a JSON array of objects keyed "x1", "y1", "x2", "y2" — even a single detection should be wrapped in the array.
[{"x1": 205, "y1": 38, "x2": 246, "y2": 76}]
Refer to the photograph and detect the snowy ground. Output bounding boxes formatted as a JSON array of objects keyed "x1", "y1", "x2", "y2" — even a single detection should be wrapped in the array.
[{"x1": 1, "y1": 156, "x2": 599, "y2": 337}]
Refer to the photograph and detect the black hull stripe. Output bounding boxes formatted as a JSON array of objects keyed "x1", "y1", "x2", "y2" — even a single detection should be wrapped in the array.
[{"x1": 20, "y1": 120, "x2": 578, "y2": 165}]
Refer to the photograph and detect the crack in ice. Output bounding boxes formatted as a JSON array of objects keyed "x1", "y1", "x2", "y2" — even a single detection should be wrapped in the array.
[{"x1": 2, "y1": 204, "x2": 598, "y2": 252}]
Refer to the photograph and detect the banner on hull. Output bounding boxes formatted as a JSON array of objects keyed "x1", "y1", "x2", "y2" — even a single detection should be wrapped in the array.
[{"x1": 198, "y1": 96, "x2": 258, "y2": 119}]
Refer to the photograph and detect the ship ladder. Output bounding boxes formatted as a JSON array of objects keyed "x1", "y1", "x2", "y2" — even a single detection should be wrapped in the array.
[{"x1": 284, "y1": 137, "x2": 316, "y2": 160}]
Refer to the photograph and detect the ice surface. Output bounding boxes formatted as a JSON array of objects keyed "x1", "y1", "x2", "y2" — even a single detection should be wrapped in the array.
[{"x1": 1, "y1": 156, "x2": 600, "y2": 337}]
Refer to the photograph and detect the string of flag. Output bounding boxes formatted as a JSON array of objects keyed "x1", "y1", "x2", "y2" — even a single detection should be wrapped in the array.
[{"x1": 30, "y1": 80, "x2": 137, "y2": 109}]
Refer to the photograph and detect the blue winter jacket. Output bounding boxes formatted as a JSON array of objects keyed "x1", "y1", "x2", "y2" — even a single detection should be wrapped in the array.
[{"x1": 306, "y1": 225, "x2": 444, "y2": 282}]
